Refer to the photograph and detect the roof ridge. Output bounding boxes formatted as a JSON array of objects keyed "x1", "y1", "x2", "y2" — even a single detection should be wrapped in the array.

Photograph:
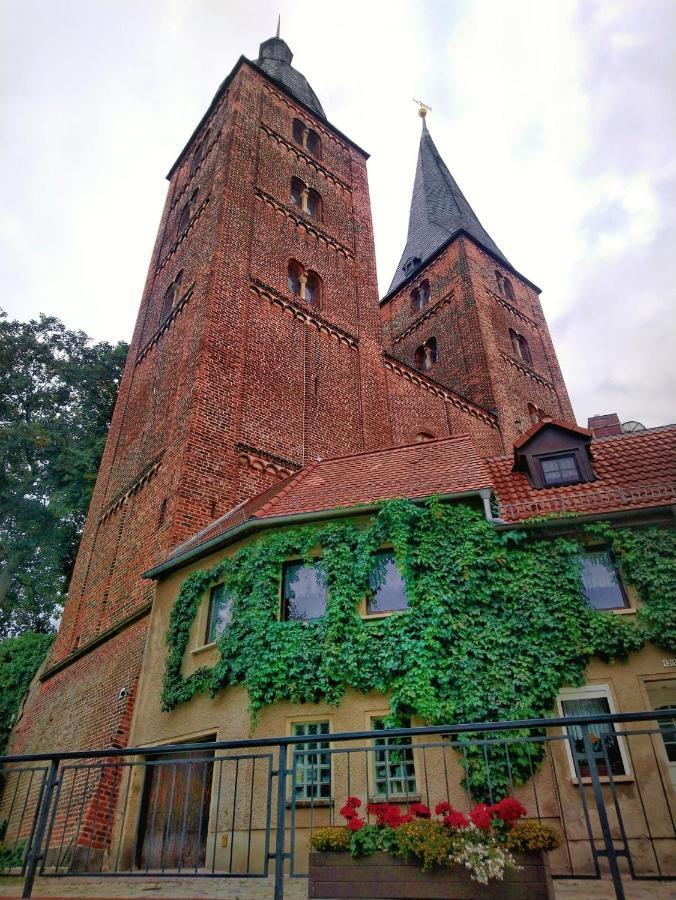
[
  {"x1": 289, "y1": 433, "x2": 478, "y2": 470},
  {"x1": 254, "y1": 458, "x2": 323, "y2": 518}
]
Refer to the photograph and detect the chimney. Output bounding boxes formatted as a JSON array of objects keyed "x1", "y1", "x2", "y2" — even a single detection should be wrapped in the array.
[{"x1": 587, "y1": 413, "x2": 622, "y2": 438}]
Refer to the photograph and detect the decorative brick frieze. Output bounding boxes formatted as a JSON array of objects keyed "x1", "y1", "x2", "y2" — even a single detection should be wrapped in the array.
[
  {"x1": 392, "y1": 291, "x2": 455, "y2": 344},
  {"x1": 169, "y1": 129, "x2": 222, "y2": 211},
  {"x1": 250, "y1": 278, "x2": 359, "y2": 348},
  {"x1": 98, "y1": 458, "x2": 163, "y2": 523},
  {"x1": 488, "y1": 288, "x2": 538, "y2": 328},
  {"x1": 155, "y1": 194, "x2": 211, "y2": 276},
  {"x1": 260, "y1": 123, "x2": 351, "y2": 192},
  {"x1": 499, "y1": 352, "x2": 556, "y2": 392},
  {"x1": 235, "y1": 442, "x2": 301, "y2": 478},
  {"x1": 136, "y1": 284, "x2": 195, "y2": 362},
  {"x1": 255, "y1": 189, "x2": 353, "y2": 258}
]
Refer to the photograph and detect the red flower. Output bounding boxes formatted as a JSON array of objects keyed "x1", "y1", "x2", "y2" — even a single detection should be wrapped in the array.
[
  {"x1": 339, "y1": 804, "x2": 357, "y2": 819},
  {"x1": 347, "y1": 816, "x2": 365, "y2": 831},
  {"x1": 410, "y1": 803, "x2": 431, "y2": 819},
  {"x1": 435, "y1": 801, "x2": 452, "y2": 815},
  {"x1": 443, "y1": 809, "x2": 469, "y2": 829},
  {"x1": 366, "y1": 802, "x2": 386, "y2": 818},
  {"x1": 345, "y1": 796, "x2": 362, "y2": 809},
  {"x1": 469, "y1": 803, "x2": 493, "y2": 830},
  {"x1": 491, "y1": 797, "x2": 527, "y2": 824},
  {"x1": 399, "y1": 813, "x2": 413, "y2": 825}
]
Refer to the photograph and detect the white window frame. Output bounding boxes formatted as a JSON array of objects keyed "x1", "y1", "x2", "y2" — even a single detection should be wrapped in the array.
[
  {"x1": 557, "y1": 685, "x2": 632, "y2": 782},
  {"x1": 289, "y1": 718, "x2": 332, "y2": 804}
]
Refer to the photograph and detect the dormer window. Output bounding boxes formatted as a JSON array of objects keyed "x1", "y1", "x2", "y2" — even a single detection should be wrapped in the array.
[
  {"x1": 292, "y1": 118, "x2": 321, "y2": 159},
  {"x1": 410, "y1": 280, "x2": 430, "y2": 313},
  {"x1": 403, "y1": 256, "x2": 421, "y2": 276},
  {"x1": 539, "y1": 452, "x2": 582, "y2": 486},
  {"x1": 512, "y1": 420, "x2": 595, "y2": 489}
]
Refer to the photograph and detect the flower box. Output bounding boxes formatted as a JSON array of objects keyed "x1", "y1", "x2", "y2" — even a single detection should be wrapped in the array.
[{"x1": 307, "y1": 849, "x2": 555, "y2": 899}]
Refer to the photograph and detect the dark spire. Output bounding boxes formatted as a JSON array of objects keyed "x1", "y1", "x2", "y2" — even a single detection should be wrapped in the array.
[
  {"x1": 387, "y1": 120, "x2": 511, "y2": 295},
  {"x1": 254, "y1": 34, "x2": 325, "y2": 119}
]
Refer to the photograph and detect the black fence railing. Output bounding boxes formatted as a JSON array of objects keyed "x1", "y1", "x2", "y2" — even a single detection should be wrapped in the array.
[{"x1": 0, "y1": 710, "x2": 674, "y2": 900}]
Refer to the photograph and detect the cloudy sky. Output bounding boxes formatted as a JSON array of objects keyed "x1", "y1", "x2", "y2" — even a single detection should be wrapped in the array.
[{"x1": 1, "y1": 0, "x2": 674, "y2": 428}]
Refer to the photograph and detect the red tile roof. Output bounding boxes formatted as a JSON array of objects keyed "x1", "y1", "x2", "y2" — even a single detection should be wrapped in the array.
[
  {"x1": 512, "y1": 418, "x2": 592, "y2": 449},
  {"x1": 489, "y1": 425, "x2": 676, "y2": 522},
  {"x1": 155, "y1": 425, "x2": 676, "y2": 575},
  {"x1": 165, "y1": 435, "x2": 492, "y2": 563}
]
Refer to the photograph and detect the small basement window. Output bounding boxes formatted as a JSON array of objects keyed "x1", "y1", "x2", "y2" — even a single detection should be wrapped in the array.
[{"x1": 282, "y1": 561, "x2": 327, "y2": 621}]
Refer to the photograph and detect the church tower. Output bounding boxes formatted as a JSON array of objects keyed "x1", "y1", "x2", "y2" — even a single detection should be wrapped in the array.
[
  {"x1": 10, "y1": 33, "x2": 397, "y2": 757},
  {"x1": 380, "y1": 115, "x2": 574, "y2": 446}
]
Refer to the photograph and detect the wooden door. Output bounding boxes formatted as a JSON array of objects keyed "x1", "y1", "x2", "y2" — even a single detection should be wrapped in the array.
[{"x1": 137, "y1": 743, "x2": 214, "y2": 871}]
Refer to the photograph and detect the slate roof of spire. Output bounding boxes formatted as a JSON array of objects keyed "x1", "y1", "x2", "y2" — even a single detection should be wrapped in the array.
[
  {"x1": 387, "y1": 120, "x2": 511, "y2": 296},
  {"x1": 254, "y1": 36, "x2": 325, "y2": 119}
]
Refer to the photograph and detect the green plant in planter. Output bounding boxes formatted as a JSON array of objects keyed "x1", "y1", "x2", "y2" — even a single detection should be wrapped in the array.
[{"x1": 162, "y1": 498, "x2": 674, "y2": 797}]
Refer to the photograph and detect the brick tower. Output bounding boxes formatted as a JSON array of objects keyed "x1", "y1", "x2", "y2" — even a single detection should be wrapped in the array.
[{"x1": 380, "y1": 114, "x2": 574, "y2": 446}]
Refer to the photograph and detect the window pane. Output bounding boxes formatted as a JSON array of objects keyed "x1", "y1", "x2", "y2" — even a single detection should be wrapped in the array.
[
  {"x1": 561, "y1": 696, "x2": 625, "y2": 776},
  {"x1": 293, "y1": 721, "x2": 331, "y2": 799},
  {"x1": 291, "y1": 181, "x2": 303, "y2": 207},
  {"x1": 371, "y1": 718, "x2": 416, "y2": 797},
  {"x1": 207, "y1": 584, "x2": 232, "y2": 643},
  {"x1": 657, "y1": 713, "x2": 676, "y2": 762},
  {"x1": 292, "y1": 119, "x2": 305, "y2": 145},
  {"x1": 580, "y1": 552, "x2": 627, "y2": 609},
  {"x1": 283, "y1": 562, "x2": 327, "y2": 621},
  {"x1": 367, "y1": 553, "x2": 408, "y2": 614},
  {"x1": 541, "y1": 454, "x2": 580, "y2": 485}
]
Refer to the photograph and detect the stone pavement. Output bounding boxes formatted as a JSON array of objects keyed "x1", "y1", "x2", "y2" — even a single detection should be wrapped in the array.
[{"x1": 0, "y1": 875, "x2": 675, "y2": 899}]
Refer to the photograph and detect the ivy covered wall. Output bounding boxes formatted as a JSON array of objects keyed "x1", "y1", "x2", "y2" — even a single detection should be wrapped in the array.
[{"x1": 160, "y1": 499, "x2": 675, "y2": 792}]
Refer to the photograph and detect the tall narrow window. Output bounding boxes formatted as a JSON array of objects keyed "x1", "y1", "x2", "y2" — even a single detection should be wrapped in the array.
[
  {"x1": 177, "y1": 190, "x2": 198, "y2": 238},
  {"x1": 161, "y1": 269, "x2": 184, "y2": 321},
  {"x1": 510, "y1": 328, "x2": 532, "y2": 364},
  {"x1": 282, "y1": 561, "x2": 327, "y2": 621},
  {"x1": 372, "y1": 718, "x2": 417, "y2": 797},
  {"x1": 578, "y1": 552, "x2": 629, "y2": 610},
  {"x1": 410, "y1": 280, "x2": 430, "y2": 313},
  {"x1": 304, "y1": 270, "x2": 321, "y2": 306},
  {"x1": 288, "y1": 259, "x2": 303, "y2": 296},
  {"x1": 306, "y1": 189, "x2": 321, "y2": 218},
  {"x1": 292, "y1": 118, "x2": 321, "y2": 159},
  {"x1": 291, "y1": 177, "x2": 304, "y2": 209},
  {"x1": 414, "y1": 337, "x2": 437, "y2": 371},
  {"x1": 292, "y1": 722, "x2": 331, "y2": 800},
  {"x1": 292, "y1": 118, "x2": 305, "y2": 146},
  {"x1": 558, "y1": 688, "x2": 628, "y2": 778},
  {"x1": 287, "y1": 260, "x2": 321, "y2": 306},
  {"x1": 367, "y1": 552, "x2": 408, "y2": 615},
  {"x1": 206, "y1": 584, "x2": 233, "y2": 644},
  {"x1": 496, "y1": 271, "x2": 516, "y2": 300},
  {"x1": 290, "y1": 179, "x2": 321, "y2": 218},
  {"x1": 190, "y1": 128, "x2": 210, "y2": 176},
  {"x1": 527, "y1": 402, "x2": 545, "y2": 425}
]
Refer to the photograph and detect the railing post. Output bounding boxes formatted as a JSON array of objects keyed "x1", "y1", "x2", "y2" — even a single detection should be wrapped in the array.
[
  {"x1": 581, "y1": 725, "x2": 625, "y2": 900},
  {"x1": 273, "y1": 742, "x2": 288, "y2": 900},
  {"x1": 22, "y1": 757, "x2": 59, "y2": 899}
]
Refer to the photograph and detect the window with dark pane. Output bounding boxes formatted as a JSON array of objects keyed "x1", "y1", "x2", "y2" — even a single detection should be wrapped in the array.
[
  {"x1": 305, "y1": 129, "x2": 321, "y2": 158},
  {"x1": 655, "y1": 707, "x2": 676, "y2": 762},
  {"x1": 371, "y1": 717, "x2": 417, "y2": 797},
  {"x1": 206, "y1": 584, "x2": 233, "y2": 644},
  {"x1": 282, "y1": 561, "x2": 327, "y2": 621},
  {"x1": 304, "y1": 271, "x2": 321, "y2": 306},
  {"x1": 292, "y1": 118, "x2": 305, "y2": 146},
  {"x1": 161, "y1": 270, "x2": 183, "y2": 321},
  {"x1": 292, "y1": 721, "x2": 331, "y2": 800},
  {"x1": 367, "y1": 552, "x2": 408, "y2": 614},
  {"x1": 540, "y1": 453, "x2": 581, "y2": 486},
  {"x1": 287, "y1": 259, "x2": 303, "y2": 296},
  {"x1": 291, "y1": 177, "x2": 304, "y2": 209},
  {"x1": 178, "y1": 190, "x2": 198, "y2": 237},
  {"x1": 579, "y1": 552, "x2": 628, "y2": 610},
  {"x1": 560, "y1": 696, "x2": 626, "y2": 776},
  {"x1": 306, "y1": 189, "x2": 321, "y2": 218}
]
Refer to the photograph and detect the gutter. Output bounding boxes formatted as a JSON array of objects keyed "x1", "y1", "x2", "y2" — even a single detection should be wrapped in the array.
[
  {"x1": 144, "y1": 489, "x2": 496, "y2": 581},
  {"x1": 492, "y1": 502, "x2": 676, "y2": 533}
]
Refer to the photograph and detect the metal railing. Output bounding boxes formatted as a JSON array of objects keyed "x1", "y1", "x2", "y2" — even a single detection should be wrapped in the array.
[{"x1": 1, "y1": 710, "x2": 674, "y2": 899}]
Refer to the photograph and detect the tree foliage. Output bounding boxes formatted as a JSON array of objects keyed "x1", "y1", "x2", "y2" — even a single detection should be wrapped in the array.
[
  {"x1": 0, "y1": 310, "x2": 127, "y2": 637},
  {"x1": 161, "y1": 499, "x2": 674, "y2": 795},
  {"x1": 0, "y1": 631, "x2": 54, "y2": 752}
]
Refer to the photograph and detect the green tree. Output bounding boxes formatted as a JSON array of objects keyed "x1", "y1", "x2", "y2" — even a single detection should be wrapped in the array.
[{"x1": 0, "y1": 310, "x2": 127, "y2": 638}]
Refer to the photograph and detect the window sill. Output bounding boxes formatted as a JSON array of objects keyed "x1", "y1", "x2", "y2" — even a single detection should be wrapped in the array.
[
  {"x1": 191, "y1": 642, "x2": 217, "y2": 656},
  {"x1": 363, "y1": 610, "x2": 408, "y2": 620},
  {"x1": 286, "y1": 799, "x2": 333, "y2": 809},
  {"x1": 571, "y1": 774, "x2": 634, "y2": 786},
  {"x1": 610, "y1": 607, "x2": 636, "y2": 616},
  {"x1": 367, "y1": 795, "x2": 421, "y2": 804}
]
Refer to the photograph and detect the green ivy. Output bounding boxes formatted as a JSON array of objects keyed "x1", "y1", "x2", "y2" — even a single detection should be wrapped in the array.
[
  {"x1": 161, "y1": 499, "x2": 674, "y2": 796},
  {"x1": 0, "y1": 631, "x2": 53, "y2": 753}
]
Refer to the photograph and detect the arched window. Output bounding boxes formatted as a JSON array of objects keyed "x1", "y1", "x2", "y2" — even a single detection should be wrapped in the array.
[
  {"x1": 510, "y1": 328, "x2": 532, "y2": 364},
  {"x1": 161, "y1": 269, "x2": 184, "y2": 320},
  {"x1": 290, "y1": 179, "x2": 321, "y2": 219},
  {"x1": 496, "y1": 270, "x2": 516, "y2": 301},
  {"x1": 177, "y1": 189, "x2": 198, "y2": 237},
  {"x1": 288, "y1": 260, "x2": 322, "y2": 306},
  {"x1": 414, "y1": 337, "x2": 437, "y2": 371},
  {"x1": 410, "y1": 280, "x2": 431, "y2": 313},
  {"x1": 292, "y1": 118, "x2": 321, "y2": 159},
  {"x1": 190, "y1": 128, "x2": 210, "y2": 176}
]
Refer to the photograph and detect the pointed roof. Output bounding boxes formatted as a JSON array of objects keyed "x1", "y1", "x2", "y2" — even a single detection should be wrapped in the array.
[
  {"x1": 387, "y1": 120, "x2": 511, "y2": 295},
  {"x1": 254, "y1": 35, "x2": 325, "y2": 119}
]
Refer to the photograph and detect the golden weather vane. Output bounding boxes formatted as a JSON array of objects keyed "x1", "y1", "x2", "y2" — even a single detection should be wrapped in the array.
[{"x1": 413, "y1": 99, "x2": 433, "y2": 119}]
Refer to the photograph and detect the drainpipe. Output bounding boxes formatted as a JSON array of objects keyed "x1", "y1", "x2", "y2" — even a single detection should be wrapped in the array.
[{"x1": 480, "y1": 488, "x2": 507, "y2": 525}]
